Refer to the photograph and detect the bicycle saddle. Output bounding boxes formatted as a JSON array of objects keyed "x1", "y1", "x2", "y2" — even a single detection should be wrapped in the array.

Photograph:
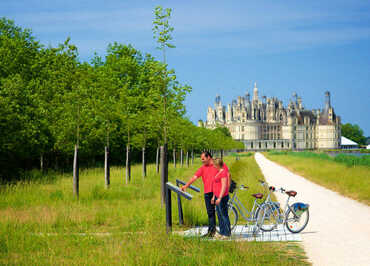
[
  {"x1": 286, "y1": 190, "x2": 297, "y2": 197},
  {"x1": 252, "y1": 193, "x2": 264, "y2": 199}
]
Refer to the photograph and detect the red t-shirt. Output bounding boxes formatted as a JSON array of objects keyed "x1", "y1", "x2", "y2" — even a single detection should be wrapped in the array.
[
  {"x1": 195, "y1": 163, "x2": 229, "y2": 194},
  {"x1": 213, "y1": 169, "x2": 229, "y2": 198}
]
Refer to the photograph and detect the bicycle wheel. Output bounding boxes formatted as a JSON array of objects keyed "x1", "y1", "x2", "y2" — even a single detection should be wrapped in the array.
[
  {"x1": 216, "y1": 204, "x2": 238, "y2": 233},
  {"x1": 256, "y1": 204, "x2": 278, "y2": 232},
  {"x1": 285, "y1": 207, "x2": 309, "y2": 233}
]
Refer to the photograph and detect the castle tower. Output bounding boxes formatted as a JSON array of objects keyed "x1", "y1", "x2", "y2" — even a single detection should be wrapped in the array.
[
  {"x1": 325, "y1": 91, "x2": 331, "y2": 112},
  {"x1": 246, "y1": 92, "x2": 250, "y2": 102},
  {"x1": 253, "y1": 82, "x2": 259, "y2": 101}
]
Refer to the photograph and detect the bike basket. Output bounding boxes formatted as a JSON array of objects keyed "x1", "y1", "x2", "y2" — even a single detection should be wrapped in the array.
[{"x1": 229, "y1": 179, "x2": 237, "y2": 193}]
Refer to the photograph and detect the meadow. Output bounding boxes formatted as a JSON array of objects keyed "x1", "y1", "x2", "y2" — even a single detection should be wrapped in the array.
[
  {"x1": 266, "y1": 151, "x2": 370, "y2": 205},
  {"x1": 1, "y1": 156, "x2": 308, "y2": 265}
]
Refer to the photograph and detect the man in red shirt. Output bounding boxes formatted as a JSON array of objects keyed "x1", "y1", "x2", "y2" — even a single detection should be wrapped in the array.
[{"x1": 181, "y1": 151, "x2": 229, "y2": 237}]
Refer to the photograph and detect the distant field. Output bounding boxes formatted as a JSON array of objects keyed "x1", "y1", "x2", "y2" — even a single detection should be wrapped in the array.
[
  {"x1": 0, "y1": 156, "x2": 308, "y2": 265},
  {"x1": 265, "y1": 151, "x2": 370, "y2": 205}
]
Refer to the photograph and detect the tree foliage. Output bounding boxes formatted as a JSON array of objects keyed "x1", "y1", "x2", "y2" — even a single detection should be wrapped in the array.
[
  {"x1": 0, "y1": 17, "x2": 242, "y2": 181},
  {"x1": 341, "y1": 123, "x2": 366, "y2": 145}
]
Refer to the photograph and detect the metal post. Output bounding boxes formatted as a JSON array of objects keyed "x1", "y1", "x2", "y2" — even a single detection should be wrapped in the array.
[{"x1": 176, "y1": 180, "x2": 184, "y2": 225}]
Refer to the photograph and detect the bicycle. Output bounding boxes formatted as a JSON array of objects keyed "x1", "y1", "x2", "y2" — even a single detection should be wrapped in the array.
[
  {"x1": 258, "y1": 186, "x2": 310, "y2": 233},
  {"x1": 216, "y1": 183, "x2": 276, "y2": 233}
]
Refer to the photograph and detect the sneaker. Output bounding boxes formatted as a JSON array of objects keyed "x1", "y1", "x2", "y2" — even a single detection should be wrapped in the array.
[
  {"x1": 201, "y1": 230, "x2": 216, "y2": 238},
  {"x1": 214, "y1": 233, "x2": 230, "y2": 240}
]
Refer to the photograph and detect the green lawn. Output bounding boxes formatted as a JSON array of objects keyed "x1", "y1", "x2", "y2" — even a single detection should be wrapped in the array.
[
  {"x1": 0, "y1": 156, "x2": 308, "y2": 265},
  {"x1": 265, "y1": 152, "x2": 370, "y2": 205}
]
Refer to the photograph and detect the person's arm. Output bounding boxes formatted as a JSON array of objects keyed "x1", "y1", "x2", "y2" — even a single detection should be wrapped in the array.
[
  {"x1": 181, "y1": 175, "x2": 199, "y2": 191},
  {"x1": 215, "y1": 177, "x2": 227, "y2": 205}
]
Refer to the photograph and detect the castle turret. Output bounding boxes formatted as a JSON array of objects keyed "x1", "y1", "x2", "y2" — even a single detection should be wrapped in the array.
[
  {"x1": 324, "y1": 91, "x2": 331, "y2": 112},
  {"x1": 253, "y1": 82, "x2": 259, "y2": 101}
]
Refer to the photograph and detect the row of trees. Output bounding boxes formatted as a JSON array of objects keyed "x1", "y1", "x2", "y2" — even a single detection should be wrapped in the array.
[
  {"x1": 0, "y1": 17, "x2": 243, "y2": 183},
  {"x1": 341, "y1": 123, "x2": 368, "y2": 146}
]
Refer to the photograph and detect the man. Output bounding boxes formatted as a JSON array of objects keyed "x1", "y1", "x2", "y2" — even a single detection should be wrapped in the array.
[{"x1": 181, "y1": 151, "x2": 229, "y2": 237}]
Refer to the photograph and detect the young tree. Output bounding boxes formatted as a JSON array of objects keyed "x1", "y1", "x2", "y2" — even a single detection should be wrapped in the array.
[{"x1": 153, "y1": 5, "x2": 175, "y2": 203}]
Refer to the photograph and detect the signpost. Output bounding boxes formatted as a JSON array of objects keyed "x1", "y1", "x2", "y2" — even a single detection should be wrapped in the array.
[
  {"x1": 176, "y1": 179, "x2": 200, "y2": 226},
  {"x1": 165, "y1": 180, "x2": 200, "y2": 233}
]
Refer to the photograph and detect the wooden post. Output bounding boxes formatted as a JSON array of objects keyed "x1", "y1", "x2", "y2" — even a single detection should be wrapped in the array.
[
  {"x1": 105, "y1": 146, "x2": 110, "y2": 188},
  {"x1": 173, "y1": 148, "x2": 176, "y2": 168},
  {"x1": 73, "y1": 145, "x2": 79, "y2": 198},
  {"x1": 125, "y1": 145, "x2": 131, "y2": 184},
  {"x1": 160, "y1": 144, "x2": 168, "y2": 205},
  {"x1": 142, "y1": 146, "x2": 146, "y2": 178},
  {"x1": 156, "y1": 146, "x2": 160, "y2": 173}
]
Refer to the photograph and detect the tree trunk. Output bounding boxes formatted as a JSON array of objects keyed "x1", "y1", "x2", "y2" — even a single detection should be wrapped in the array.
[
  {"x1": 125, "y1": 145, "x2": 131, "y2": 184},
  {"x1": 191, "y1": 150, "x2": 194, "y2": 165},
  {"x1": 73, "y1": 145, "x2": 79, "y2": 198},
  {"x1": 186, "y1": 151, "x2": 189, "y2": 168},
  {"x1": 142, "y1": 146, "x2": 146, "y2": 178},
  {"x1": 105, "y1": 146, "x2": 110, "y2": 188},
  {"x1": 173, "y1": 148, "x2": 176, "y2": 168},
  {"x1": 156, "y1": 146, "x2": 160, "y2": 173},
  {"x1": 180, "y1": 149, "x2": 183, "y2": 167},
  {"x1": 160, "y1": 144, "x2": 168, "y2": 205},
  {"x1": 40, "y1": 154, "x2": 44, "y2": 172},
  {"x1": 221, "y1": 149, "x2": 224, "y2": 160}
]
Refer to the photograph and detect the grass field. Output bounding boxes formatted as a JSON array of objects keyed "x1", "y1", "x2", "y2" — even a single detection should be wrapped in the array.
[
  {"x1": 265, "y1": 152, "x2": 370, "y2": 205},
  {"x1": 0, "y1": 156, "x2": 308, "y2": 265}
]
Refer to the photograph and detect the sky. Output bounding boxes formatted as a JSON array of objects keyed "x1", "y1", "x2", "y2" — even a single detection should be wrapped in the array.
[{"x1": 2, "y1": 0, "x2": 370, "y2": 136}]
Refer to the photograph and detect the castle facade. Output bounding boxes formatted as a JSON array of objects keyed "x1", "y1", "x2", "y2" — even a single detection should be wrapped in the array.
[{"x1": 198, "y1": 83, "x2": 341, "y2": 150}]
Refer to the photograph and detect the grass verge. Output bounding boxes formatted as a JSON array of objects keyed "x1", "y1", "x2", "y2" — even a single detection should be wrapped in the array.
[
  {"x1": 265, "y1": 152, "x2": 370, "y2": 205},
  {"x1": 0, "y1": 156, "x2": 309, "y2": 265}
]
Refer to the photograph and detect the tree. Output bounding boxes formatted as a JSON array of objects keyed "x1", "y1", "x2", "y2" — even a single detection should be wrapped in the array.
[
  {"x1": 153, "y1": 5, "x2": 174, "y2": 204},
  {"x1": 341, "y1": 123, "x2": 366, "y2": 145}
]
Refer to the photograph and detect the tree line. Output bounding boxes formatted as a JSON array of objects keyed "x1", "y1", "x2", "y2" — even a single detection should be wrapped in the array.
[{"x1": 0, "y1": 17, "x2": 243, "y2": 183}]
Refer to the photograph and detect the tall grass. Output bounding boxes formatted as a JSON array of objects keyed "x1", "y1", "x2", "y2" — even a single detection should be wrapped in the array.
[
  {"x1": 266, "y1": 152, "x2": 370, "y2": 205},
  {"x1": 0, "y1": 157, "x2": 308, "y2": 265}
]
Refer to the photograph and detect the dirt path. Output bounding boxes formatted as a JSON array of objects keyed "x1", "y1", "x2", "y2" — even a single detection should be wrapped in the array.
[{"x1": 255, "y1": 152, "x2": 370, "y2": 266}]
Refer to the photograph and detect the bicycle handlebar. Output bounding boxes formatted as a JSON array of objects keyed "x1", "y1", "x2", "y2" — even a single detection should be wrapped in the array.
[{"x1": 240, "y1": 184, "x2": 249, "y2": 190}]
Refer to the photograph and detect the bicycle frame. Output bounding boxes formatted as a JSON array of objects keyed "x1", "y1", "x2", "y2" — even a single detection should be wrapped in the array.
[
  {"x1": 229, "y1": 188, "x2": 263, "y2": 223},
  {"x1": 268, "y1": 190, "x2": 308, "y2": 224}
]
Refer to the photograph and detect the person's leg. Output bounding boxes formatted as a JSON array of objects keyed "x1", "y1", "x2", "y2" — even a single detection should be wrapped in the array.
[
  {"x1": 215, "y1": 197, "x2": 226, "y2": 235},
  {"x1": 204, "y1": 192, "x2": 216, "y2": 234},
  {"x1": 219, "y1": 195, "x2": 231, "y2": 236}
]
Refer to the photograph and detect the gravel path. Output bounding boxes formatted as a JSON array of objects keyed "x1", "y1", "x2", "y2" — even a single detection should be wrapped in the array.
[{"x1": 255, "y1": 152, "x2": 370, "y2": 266}]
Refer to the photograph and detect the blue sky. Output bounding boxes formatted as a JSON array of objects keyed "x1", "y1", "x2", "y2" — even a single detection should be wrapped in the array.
[{"x1": 2, "y1": 0, "x2": 370, "y2": 135}]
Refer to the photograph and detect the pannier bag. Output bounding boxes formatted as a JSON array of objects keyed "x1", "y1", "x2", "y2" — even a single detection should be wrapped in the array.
[
  {"x1": 292, "y1": 202, "x2": 309, "y2": 216},
  {"x1": 229, "y1": 179, "x2": 237, "y2": 193}
]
